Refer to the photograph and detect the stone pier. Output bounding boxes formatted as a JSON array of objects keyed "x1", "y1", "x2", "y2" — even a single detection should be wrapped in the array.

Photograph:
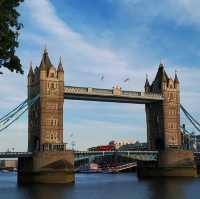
[
  {"x1": 137, "y1": 149, "x2": 197, "y2": 178},
  {"x1": 18, "y1": 151, "x2": 74, "y2": 184}
]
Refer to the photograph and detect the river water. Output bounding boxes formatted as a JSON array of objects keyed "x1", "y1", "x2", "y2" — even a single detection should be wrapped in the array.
[{"x1": 1, "y1": 172, "x2": 200, "y2": 199}]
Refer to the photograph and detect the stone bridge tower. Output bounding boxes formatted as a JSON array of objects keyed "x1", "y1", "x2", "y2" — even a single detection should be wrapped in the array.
[
  {"x1": 28, "y1": 48, "x2": 65, "y2": 152},
  {"x1": 145, "y1": 64, "x2": 181, "y2": 150},
  {"x1": 18, "y1": 49, "x2": 74, "y2": 184}
]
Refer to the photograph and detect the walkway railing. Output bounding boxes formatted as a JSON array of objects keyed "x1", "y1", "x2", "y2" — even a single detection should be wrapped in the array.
[
  {"x1": 64, "y1": 86, "x2": 163, "y2": 102},
  {"x1": 74, "y1": 151, "x2": 159, "y2": 161},
  {"x1": 0, "y1": 152, "x2": 32, "y2": 158}
]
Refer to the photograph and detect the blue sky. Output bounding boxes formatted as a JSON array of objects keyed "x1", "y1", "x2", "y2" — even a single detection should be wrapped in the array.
[{"x1": 0, "y1": 0, "x2": 200, "y2": 151}]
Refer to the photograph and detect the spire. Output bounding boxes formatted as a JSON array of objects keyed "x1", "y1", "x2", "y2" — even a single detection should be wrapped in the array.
[
  {"x1": 174, "y1": 70, "x2": 179, "y2": 83},
  {"x1": 145, "y1": 74, "x2": 151, "y2": 92},
  {"x1": 159, "y1": 62, "x2": 164, "y2": 68},
  {"x1": 44, "y1": 45, "x2": 48, "y2": 54},
  {"x1": 28, "y1": 61, "x2": 34, "y2": 76},
  {"x1": 57, "y1": 56, "x2": 64, "y2": 72},
  {"x1": 145, "y1": 74, "x2": 150, "y2": 87},
  {"x1": 155, "y1": 62, "x2": 168, "y2": 83},
  {"x1": 39, "y1": 47, "x2": 53, "y2": 70}
]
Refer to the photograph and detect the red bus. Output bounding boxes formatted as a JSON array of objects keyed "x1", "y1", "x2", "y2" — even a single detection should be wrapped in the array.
[{"x1": 95, "y1": 145, "x2": 115, "y2": 151}]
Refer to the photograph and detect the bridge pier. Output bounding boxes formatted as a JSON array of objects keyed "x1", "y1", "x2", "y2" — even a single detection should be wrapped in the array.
[
  {"x1": 17, "y1": 151, "x2": 75, "y2": 184},
  {"x1": 137, "y1": 149, "x2": 197, "y2": 178}
]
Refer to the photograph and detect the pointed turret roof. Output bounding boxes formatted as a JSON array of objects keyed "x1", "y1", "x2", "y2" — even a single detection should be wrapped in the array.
[
  {"x1": 57, "y1": 56, "x2": 64, "y2": 72},
  {"x1": 28, "y1": 61, "x2": 34, "y2": 76},
  {"x1": 39, "y1": 47, "x2": 53, "y2": 70},
  {"x1": 151, "y1": 63, "x2": 169, "y2": 90},
  {"x1": 145, "y1": 74, "x2": 150, "y2": 88},
  {"x1": 155, "y1": 62, "x2": 169, "y2": 83},
  {"x1": 174, "y1": 70, "x2": 179, "y2": 83}
]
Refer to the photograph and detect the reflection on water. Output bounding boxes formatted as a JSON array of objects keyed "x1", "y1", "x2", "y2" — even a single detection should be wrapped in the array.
[{"x1": 0, "y1": 172, "x2": 200, "y2": 199}]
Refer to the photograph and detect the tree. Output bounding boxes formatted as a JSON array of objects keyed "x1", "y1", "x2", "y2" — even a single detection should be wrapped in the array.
[{"x1": 0, "y1": 0, "x2": 24, "y2": 74}]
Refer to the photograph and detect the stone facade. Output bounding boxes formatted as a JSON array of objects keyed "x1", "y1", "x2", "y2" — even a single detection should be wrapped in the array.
[
  {"x1": 137, "y1": 149, "x2": 197, "y2": 177},
  {"x1": 18, "y1": 151, "x2": 74, "y2": 184},
  {"x1": 145, "y1": 64, "x2": 181, "y2": 150},
  {"x1": 28, "y1": 48, "x2": 64, "y2": 152},
  {"x1": 23, "y1": 49, "x2": 75, "y2": 184}
]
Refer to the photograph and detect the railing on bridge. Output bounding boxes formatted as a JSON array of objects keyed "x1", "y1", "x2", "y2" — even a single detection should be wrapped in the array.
[
  {"x1": 74, "y1": 151, "x2": 159, "y2": 162},
  {"x1": 0, "y1": 152, "x2": 32, "y2": 158},
  {"x1": 64, "y1": 86, "x2": 163, "y2": 103}
]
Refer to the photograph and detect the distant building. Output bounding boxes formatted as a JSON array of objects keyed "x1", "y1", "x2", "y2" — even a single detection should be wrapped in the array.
[
  {"x1": 0, "y1": 160, "x2": 17, "y2": 170},
  {"x1": 182, "y1": 133, "x2": 200, "y2": 151},
  {"x1": 88, "y1": 140, "x2": 142, "y2": 151},
  {"x1": 181, "y1": 124, "x2": 200, "y2": 151},
  {"x1": 109, "y1": 140, "x2": 135, "y2": 149},
  {"x1": 118, "y1": 142, "x2": 148, "y2": 151}
]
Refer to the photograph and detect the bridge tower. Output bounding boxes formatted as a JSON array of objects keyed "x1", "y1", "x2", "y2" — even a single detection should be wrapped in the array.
[
  {"x1": 145, "y1": 64, "x2": 181, "y2": 150},
  {"x1": 18, "y1": 49, "x2": 74, "y2": 184},
  {"x1": 139, "y1": 64, "x2": 197, "y2": 177},
  {"x1": 28, "y1": 48, "x2": 65, "y2": 152}
]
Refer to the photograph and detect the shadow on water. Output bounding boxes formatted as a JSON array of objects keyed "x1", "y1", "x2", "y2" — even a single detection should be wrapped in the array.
[
  {"x1": 1, "y1": 172, "x2": 200, "y2": 199},
  {"x1": 18, "y1": 183, "x2": 75, "y2": 199},
  {"x1": 138, "y1": 176, "x2": 200, "y2": 199}
]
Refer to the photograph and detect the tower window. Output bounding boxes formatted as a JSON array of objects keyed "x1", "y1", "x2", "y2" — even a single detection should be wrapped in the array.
[{"x1": 50, "y1": 119, "x2": 57, "y2": 126}]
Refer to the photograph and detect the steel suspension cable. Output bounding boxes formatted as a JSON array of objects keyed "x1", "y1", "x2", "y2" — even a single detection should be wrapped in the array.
[
  {"x1": 180, "y1": 104, "x2": 200, "y2": 133},
  {"x1": 0, "y1": 95, "x2": 39, "y2": 133},
  {"x1": 0, "y1": 99, "x2": 28, "y2": 123},
  {"x1": 181, "y1": 107, "x2": 200, "y2": 131},
  {"x1": 0, "y1": 101, "x2": 29, "y2": 126},
  {"x1": 180, "y1": 104, "x2": 200, "y2": 128}
]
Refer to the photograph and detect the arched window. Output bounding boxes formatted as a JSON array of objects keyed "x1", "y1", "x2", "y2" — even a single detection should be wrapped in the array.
[{"x1": 50, "y1": 73, "x2": 54, "y2": 78}]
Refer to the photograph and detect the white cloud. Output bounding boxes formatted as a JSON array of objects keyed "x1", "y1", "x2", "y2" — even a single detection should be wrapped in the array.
[
  {"x1": 25, "y1": 0, "x2": 131, "y2": 76},
  {"x1": 114, "y1": 0, "x2": 200, "y2": 27}
]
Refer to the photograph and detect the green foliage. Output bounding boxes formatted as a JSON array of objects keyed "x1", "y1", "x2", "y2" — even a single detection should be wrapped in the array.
[{"x1": 0, "y1": 0, "x2": 24, "y2": 74}]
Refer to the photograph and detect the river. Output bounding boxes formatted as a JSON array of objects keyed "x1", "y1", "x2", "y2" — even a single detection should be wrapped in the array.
[{"x1": 0, "y1": 172, "x2": 200, "y2": 199}]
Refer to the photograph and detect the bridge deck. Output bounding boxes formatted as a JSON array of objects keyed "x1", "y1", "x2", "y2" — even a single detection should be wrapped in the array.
[
  {"x1": 0, "y1": 152, "x2": 32, "y2": 158},
  {"x1": 75, "y1": 151, "x2": 159, "y2": 161},
  {"x1": 64, "y1": 86, "x2": 163, "y2": 104}
]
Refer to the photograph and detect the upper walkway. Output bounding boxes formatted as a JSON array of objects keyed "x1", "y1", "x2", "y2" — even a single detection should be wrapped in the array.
[{"x1": 64, "y1": 86, "x2": 163, "y2": 104}]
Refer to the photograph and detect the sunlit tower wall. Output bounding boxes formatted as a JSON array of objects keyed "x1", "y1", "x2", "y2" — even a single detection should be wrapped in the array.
[
  {"x1": 145, "y1": 64, "x2": 181, "y2": 150},
  {"x1": 27, "y1": 49, "x2": 64, "y2": 152}
]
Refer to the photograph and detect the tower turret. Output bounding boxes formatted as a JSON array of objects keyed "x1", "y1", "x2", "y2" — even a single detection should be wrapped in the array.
[
  {"x1": 39, "y1": 48, "x2": 51, "y2": 80},
  {"x1": 144, "y1": 74, "x2": 150, "y2": 93},
  {"x1": 57, "y1": 56, "x2": 64, "y2": 81},
  {"x1": 28, "y1": 61, "x2": 34, "y2": 86},
  {"x1": 28, "y1": 61, "x2": 34, "y2": 76},
  {"x1": 152, "y1": 63, "x2": 168, "y2": 92},
  {"x1": 174, "y1": 71, "x2": 179, "y2": 89}
]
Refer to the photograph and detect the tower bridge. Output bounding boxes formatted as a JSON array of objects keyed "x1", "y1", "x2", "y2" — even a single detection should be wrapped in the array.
[
  {"x1": 64, "y1": 86, "x2": 163, "y2": 104},
  {"x1": 0, "y1": 48, "x2": 198, "y2": 184}
]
